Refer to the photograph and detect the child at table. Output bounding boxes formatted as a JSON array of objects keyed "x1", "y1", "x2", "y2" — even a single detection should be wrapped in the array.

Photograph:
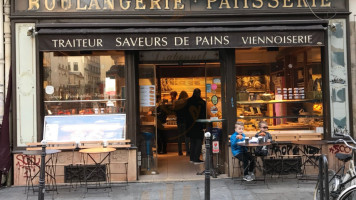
[
  {"x1": 254, "y1": 121, "x2": 272, "y2": 156},
  {"x1": 230, "y1": 121, "x2": 255, "y2": 181}
]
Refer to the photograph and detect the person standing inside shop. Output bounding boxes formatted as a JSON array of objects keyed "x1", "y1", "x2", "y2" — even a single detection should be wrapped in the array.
[
  {"x1": 156, "y1": 99, "x2": 168, "y2": 154},
  {"x1": 231, "y1": 121, "x2": 255, "y2": 181},
  {"x1": 170, "y1": 91, "x2": 178, "y2": 104},
  {"x1": 185, "y1": 88, "x2": 206, "y2": 164},
  {"x1": 174, "y1": 91, "x2": 189, "y2": 156}
]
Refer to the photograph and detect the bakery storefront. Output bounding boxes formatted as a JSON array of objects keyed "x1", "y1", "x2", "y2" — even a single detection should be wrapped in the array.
[{"x1": 11, "y1": 0, "x2": 352, "y2": 184}]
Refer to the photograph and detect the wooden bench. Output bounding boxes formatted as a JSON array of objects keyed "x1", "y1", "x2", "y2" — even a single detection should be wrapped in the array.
[
  {"x1": 78, "y1": 140, "x2": 131, "y2": 149},
  {"x1": 107, "y1": 139, "x2": 131, "y2": 148},
  {"x1": 274, "y1": 133, "x2": 298, "y2": 142},
  {"x1": 298, "y1": 133, "x2": 322, "y2": 141},
  {"x1": 78, "y1": 140, "x2": 103, "y2": 149},
  {"x1": 27, "y1": 140, "x2": 132, "y2": 150},
  {"x1": 26, "y1": 142, "x2": 77, "y2": 150}
]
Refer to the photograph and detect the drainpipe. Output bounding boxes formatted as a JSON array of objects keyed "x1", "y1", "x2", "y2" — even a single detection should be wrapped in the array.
[
  {"x1": 0, "y1": 0, "x2": 4, "y2": 124},
  {"x1": 3, "y1": 0, "x2": 10, "y2": 98},
  {"x1": 3, "y1": 0, "x2": 11, "y2": 187}
]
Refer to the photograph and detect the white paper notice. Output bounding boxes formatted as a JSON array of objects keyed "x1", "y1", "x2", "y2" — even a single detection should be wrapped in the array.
[
  {"x1": 44, "y1": 124, "x2": 59, "y2": 141},
  {"x1": 140, "y1": 85, "x2": 155, "y2": 107}
]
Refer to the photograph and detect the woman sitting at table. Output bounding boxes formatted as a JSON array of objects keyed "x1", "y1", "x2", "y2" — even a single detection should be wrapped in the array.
[
  {"x1": 230, "y1": 121, "x2": 255, "y2": 181},
  {"x1": 254, "y1": 121, "x2": 272, "y2": 156}
]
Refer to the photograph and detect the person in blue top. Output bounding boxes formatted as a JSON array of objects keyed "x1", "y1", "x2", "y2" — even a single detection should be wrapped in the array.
[{"x1": 231, "y1": 121, "x2": 255, "y2": 181}]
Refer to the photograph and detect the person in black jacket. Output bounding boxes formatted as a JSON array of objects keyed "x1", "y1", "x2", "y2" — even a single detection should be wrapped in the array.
[
  {"x1": 174, "y1": 91, "x2": 189, "y2": 156},
  {"x1": 156, "y1": 101, "x2": 168, "y2": 154},
  {"x1": 185, "y1": 88, "x2": 206, "y2": 164}
]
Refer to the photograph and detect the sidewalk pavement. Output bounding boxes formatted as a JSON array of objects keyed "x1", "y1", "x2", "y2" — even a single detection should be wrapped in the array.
[{"x1": 0, "y1": 177, "x2": 315, "y2": 200}]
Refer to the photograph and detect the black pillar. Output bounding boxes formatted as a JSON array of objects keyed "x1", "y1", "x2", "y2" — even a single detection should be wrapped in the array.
[
  {"x1": 38, "y1": 143, "x2": 46, "y2": 200},
  {"x1": 204, "y1": 132, "x2": 211, "y2": 200}
]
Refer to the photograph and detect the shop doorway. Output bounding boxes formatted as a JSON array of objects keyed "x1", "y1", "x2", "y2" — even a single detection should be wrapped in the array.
[{"x1": 138, "y1": 51, "x2": 223, "y2": 180}]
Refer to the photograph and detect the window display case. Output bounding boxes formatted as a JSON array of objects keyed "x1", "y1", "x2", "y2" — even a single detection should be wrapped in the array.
[{"x1": 235, "y1": 47, "x2": 323, "y2": 132}]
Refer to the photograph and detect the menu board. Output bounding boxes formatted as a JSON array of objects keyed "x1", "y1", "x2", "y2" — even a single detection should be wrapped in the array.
[
  {"x1": 43, "y1": 114, "x2": 126, "y2": 142},
  {"x1": 140, "y1": 85, "x2": 156, "y2": 107}
]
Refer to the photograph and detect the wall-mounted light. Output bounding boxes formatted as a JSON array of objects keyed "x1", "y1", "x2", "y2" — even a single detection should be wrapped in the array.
[
  {"x1": 288, "y1": 64, "x2": 293, "y2": 69},
  {"x1": 27, "y1": 26, "x2": 37, "y2": 37}
]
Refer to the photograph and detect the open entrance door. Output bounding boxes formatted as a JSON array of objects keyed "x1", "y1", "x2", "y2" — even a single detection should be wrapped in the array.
[{"x1": 138, "y1": 51, "x2": 223, "y2": 180}]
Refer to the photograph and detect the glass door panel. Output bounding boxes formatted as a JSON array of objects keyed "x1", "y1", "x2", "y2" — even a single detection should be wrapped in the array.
[
  {"x1": 138, "y1": 56, "x2": 222, "y2": 176},
  {"x1": 138, "y1": 64, "x2": 158, "y2": 174},
  {"x1": 205, "y1": 63, "x2": 222, "y2": 128}
]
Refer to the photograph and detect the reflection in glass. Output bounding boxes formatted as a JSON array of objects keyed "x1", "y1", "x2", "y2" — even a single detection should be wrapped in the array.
[
  {"x1": 328, "y1": 19, "x2": 350, "y2": 136},
  {"x1": 42, "y1": 51, "x2": 126, "y2": 116}
]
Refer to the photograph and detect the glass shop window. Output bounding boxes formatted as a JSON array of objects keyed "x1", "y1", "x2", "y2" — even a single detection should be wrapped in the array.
[
  {"x1": 42, "y1": 51, "x2": 126, "y2": 116},
  {"x1": 235, "y1": 47, "x2": 324, "y2": 135}
]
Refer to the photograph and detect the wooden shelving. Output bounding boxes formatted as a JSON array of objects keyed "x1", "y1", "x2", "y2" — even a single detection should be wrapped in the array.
[{"x1": 236, "y1": 99, "x2": 321, "y2": 105}]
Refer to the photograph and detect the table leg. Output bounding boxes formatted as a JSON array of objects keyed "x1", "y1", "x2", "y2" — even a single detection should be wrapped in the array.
[
  {"x1": 25, "y1": 155, "x2": 36, "y2": 196},
  {"x1": 83, "y1": 152, "x2": 112, "y2": 193}
]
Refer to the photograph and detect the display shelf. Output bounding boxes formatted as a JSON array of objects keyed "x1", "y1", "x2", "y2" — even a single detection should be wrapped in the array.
[
  {"x1": 237, "y1": 115, "x2": 323, "y2": 119},
  {"x1": 236, "y1": 99, "x2": 321, "y2": 105},
  {"x1": 245, "y1": 90, "x2": 266, "y2": 93},
  {"x1": 44, "y1": 99, "x2": 125, "y2": 103}
]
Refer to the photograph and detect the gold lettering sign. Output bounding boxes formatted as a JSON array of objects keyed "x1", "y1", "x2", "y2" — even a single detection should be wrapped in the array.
[
  {"x1": 45, "y1": 0, "x2": 55, "y2": 10},
  {"x1": 283, "y1": 0, "x2": 293, "y2": 8},
  {"x1": 76, "y1": 0, "x2": 87, "y2": 10},
  {"x1": 321, "y1": 0, "x2": 331, "y2": 7},
  {"x1": 61, "y1": 0, "x2": 72, "y2": 10},
  {"x1": 24, "y1": 0, "x2": 335, "y2": 12},
  {"x1": 119, "y1": 0, "x2": 131, "y2": 10},
  {"x1": 174, "y1": 0, "x2": 184, "y2": 10},
  {"x1": 268, "y1": 0, "x2": 279, "y2": 8},
  {"x1": 136, "y1": 0, "x2": 146, "y2": 9},
  {"x1": 28, "y1": 0, "x2": 39, "y2": 10},
  {"x1": 252, "y1": 0, "x2": 263, "y2": 9}
]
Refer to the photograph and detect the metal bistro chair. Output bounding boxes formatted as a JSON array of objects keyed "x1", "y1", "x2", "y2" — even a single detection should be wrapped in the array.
[
  {"x1": 254, "y1": 154, "x2": 268, "y2": 183},
  {"x1": 46, "y1": 141, "x2": 79, "y2": 191},
  {"x1": 107, "y1": 140, "x2": 131, "y2": 186},
  {"x1": 231, "y1": 156, "x2": 244, "y2": 182}
]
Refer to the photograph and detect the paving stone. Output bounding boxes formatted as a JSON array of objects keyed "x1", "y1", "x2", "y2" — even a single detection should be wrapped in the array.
[{"x1": 0, "y1": 178, "x2": 315, "y2": 200}]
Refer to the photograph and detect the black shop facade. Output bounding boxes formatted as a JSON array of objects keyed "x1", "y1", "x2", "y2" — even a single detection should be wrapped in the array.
[{"x1": 10, "y1": 0, "x2": 352, "y2": 183}]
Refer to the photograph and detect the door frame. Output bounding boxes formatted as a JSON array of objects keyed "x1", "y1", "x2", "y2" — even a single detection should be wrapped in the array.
[
  {"x1": 133, "y1": 49, "x2": 236, "y2": 175},
  {"x1": 219, "y1": 49, "x2": 236, "y2": 174}
]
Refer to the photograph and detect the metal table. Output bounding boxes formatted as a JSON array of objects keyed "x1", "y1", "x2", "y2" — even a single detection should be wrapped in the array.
[
  {"x1": 20, "y1": 149, "x2": 61, "y2": 195},
  {"x1": 79, "y1": 147, "x2": 116, "y2": 193}
]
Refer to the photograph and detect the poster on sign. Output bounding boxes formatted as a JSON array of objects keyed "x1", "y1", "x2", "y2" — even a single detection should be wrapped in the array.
[
  {"x1": 212, "y1": 141, "x2": 219, "y2": 153},
  {"x1": 43, "y1": 114, "x2": 126, "y2": 142}
]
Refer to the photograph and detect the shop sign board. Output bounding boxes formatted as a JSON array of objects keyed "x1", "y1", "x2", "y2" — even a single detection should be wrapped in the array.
[
  {"x1": 38, "y1": 30, "x2": 324, "y2": 51},
  {"x1": 14, "y1": 0, "x2": 347, "y2": 14},
  {"x1": 43, "y1": 114, "x2": 126, "y2": 142}
]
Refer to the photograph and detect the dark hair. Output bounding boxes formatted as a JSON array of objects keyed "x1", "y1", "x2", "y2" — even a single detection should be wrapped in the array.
[
  {"x1": 192, "y1": 88, "x2": 201, "y2": 98},
  {"x1": 170, "y1": 91, "x2": 178, "y2": 97},
  {"x1": 178, "y1": 91, "x2": 188, "y2": 100}
]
